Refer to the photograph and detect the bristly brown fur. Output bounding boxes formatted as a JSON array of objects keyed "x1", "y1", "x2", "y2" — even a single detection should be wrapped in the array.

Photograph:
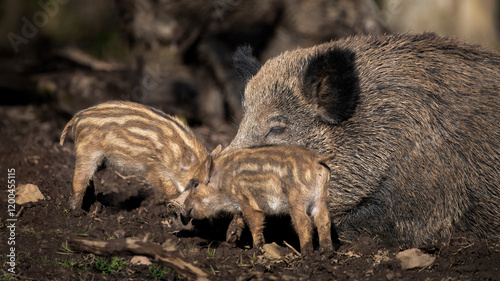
[{"x1": 226, "y1": 32, "x2": 500, "y2": 247}]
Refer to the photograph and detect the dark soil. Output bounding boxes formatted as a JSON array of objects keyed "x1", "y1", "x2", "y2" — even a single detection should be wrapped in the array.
[{"x1": 1, "y1": 104, "x2": 499, "y2": 280}]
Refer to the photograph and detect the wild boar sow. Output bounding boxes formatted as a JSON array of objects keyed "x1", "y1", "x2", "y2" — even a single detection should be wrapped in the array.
[
  {"x1": 228, "y1": 33, "x2": 500, "y2": 247},
  {"x1": 60, "y1": 101, "x2": 208, "y2": 210},
  {"x1": 179, "y1": 145, "x2": 336, "y2": 254}
]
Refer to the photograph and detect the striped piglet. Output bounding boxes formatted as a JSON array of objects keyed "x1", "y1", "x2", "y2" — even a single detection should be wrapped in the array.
[{"x1": 60, "y1": 101, "x2": 208, "y2": 210}]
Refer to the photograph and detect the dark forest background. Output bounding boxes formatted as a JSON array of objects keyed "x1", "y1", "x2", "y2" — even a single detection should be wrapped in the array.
[{"x1": 1, "y1": 0, "x2": 499, "y2": 130}]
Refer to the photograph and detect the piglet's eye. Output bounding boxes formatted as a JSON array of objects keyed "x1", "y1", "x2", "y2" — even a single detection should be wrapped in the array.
[
  {"x1": 187, "y1": 180, "x2": 199, "y2": 191},
  {"x1": 190, "y1": 180, "x2": 200, "y2": 190}
]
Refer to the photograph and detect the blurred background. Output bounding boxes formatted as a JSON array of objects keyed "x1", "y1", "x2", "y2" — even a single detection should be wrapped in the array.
[{"x1": 0, "y1": 0, "x2": 499, "y2": 135}]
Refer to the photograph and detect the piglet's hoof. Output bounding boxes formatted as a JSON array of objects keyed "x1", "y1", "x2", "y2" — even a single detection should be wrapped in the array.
[
  {"x1": 71, "y1": 208, "x2": 86, "y2": 217},
  {"x1": 226, "y1": 215, "x2": 246, "y2": 243},
  {"x1": 226, "y1": 228, "x2": 242, "y2": 244},
  {"x1": 318, "y1": 244, "x2": 335, "y2": 256}
]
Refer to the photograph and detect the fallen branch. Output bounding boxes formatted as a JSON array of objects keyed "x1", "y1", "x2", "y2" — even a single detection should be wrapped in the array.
[
  {"x1": 69, "y1": 236, "x2": 210, "y2": 280},
  {"x1": 58, "y1": 47, "x2": 125, "y2": 72}
]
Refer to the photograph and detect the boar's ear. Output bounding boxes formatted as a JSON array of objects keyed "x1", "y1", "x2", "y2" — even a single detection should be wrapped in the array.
[
  {"x1": 204, "y1": 145, "x2": 222, "y2": 184},
  {"x1": 302, "y1": 48, "x2": 359, "y2": 125},
  {"x1": 232, "y1": 45, "x2": 261, "y2": 83}
]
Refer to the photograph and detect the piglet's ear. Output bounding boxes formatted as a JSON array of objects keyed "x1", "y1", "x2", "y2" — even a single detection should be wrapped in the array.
[
  {"x1": 204, "y1": 145, "x2": 222, "y2": 184},
  {"x1": 232, "y1": 45, "x2": 261, "y2": 83},
  {"x1": 302, "y1": 48, "x2": 359, "y2": 125},
  {"x1": 203, "y1": 156, "x2": 212, "y2": 184},
  {"x1": 180, "y1": 151, "x2": 197, "y2": 173},
  {"x1": 210, "y1": 144, "x2": 222, "y2": 158}
]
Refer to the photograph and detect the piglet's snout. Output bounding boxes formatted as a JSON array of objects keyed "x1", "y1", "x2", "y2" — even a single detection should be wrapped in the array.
[
  {"x1": 180, "y1": 208, "x2": 193, "y2": 225},
  {"x1": 170, "y1": 191, "x2": 193, "y2": 225}
]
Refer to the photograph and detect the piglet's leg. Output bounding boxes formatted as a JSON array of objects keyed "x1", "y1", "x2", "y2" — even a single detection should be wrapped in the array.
[
  {"x1": 70, "y1": 169, "x2": 88, "y2": 210},
  {"x1": 313, "y1": 196, "x2": 334, "y2": 253},
  {"x1": 70, "y1": 151, "x2": 101, "y2": 211},
  {"x1": 288, "y1": 190, "x2": 314, "y2": 255},
  {"x1": 289, "y1": 204, "x2": 314, "y2": 255},
  {"x1": 314, "y1": 167, "x2": 334, "y2": 253},
  {"x1": 239, "y1": 196, "x2": 266, "y2": 248},
  {"x1": 226, "y1": 213, "x2": 246, "y2": 243}
]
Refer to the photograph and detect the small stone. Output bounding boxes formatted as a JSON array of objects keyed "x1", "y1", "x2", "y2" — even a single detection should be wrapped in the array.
[
  {"x1": 396, "y1": 248, "x2": 436, "y2": 270},
  {"x1": 16, "y1": 184, "x2": 45, "y2": 205},
  {"x1": 114, "y1": 229, "x2": 126, "y2": 238},
  {"x1": 130, "y1": 255, "x2": 152, "y2": 266},
  {"x1": 262, "y1": 243, "x2": 284, "y2": 260}
]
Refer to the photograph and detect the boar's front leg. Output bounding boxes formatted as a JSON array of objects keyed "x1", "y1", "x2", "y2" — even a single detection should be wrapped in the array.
[
  {"x1": 239, "y1": 196, "x2": 266, "y2": 248},
  {"x1": 226, "y1": 213, "x2": 246, "y2": 243}
]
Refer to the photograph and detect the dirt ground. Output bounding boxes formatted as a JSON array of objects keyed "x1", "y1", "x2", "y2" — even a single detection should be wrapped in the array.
[{"x1": 1, "y1": 104, "x2": 499, "y2": 280}]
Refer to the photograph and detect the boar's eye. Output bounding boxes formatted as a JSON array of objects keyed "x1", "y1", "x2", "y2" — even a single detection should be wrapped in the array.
[{"x1": 265, "y1": 126, "x2": 285, "y2": 138}]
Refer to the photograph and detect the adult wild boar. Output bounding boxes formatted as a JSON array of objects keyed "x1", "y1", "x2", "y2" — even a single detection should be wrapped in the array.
[{"x1": 227, "y1": 33, "x2": 500, "y2": 247}]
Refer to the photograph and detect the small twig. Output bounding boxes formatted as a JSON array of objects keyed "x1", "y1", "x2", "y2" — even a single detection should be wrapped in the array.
[
  {"x1": 55, "y1": 251, "x2": 74, "y2": 255},
  {"x1": 2, "y1": 272, "x2": 36, "y2": 280},
  {"x1": 58, "y1": 47, "x2": 125, "y2": 71},
  {"x1": 16, "y1": 205, "x2": 25, "y2": 218},
  {"x1": 283, "y1": 241, "x2": 301, "y2": 257},
  {"x1": 142, "y1": 233, "x2": 151, "y2": 243},
  {"x1": 455, "y1": 242, "x2": 474, "y2": 254},
  {"x1": 114, "y1": 171, "x2": 138, "y2": 180}
]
